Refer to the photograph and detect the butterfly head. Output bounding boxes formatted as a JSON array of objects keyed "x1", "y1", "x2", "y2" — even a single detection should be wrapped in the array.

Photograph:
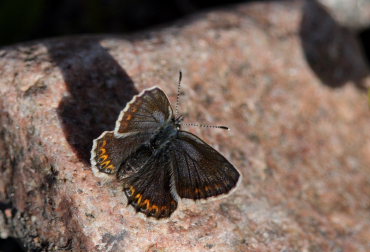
[{"x1": 173, "y1": 115, "x2": 184, "y2": 130}]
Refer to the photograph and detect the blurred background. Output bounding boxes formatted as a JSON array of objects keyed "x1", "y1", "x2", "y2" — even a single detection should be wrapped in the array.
[
  {"x1": 0, "y1": 0, "x2": 369, "y2": 82},
  {"x1": 0, "y1": 0, "x2": 369, "y2": 251},
  {"x1": 0, "y1": 0, "x2": 369, "y2": 62},
  {"x1": 0, "y1": 0, "x2": 251, "y2": 47}
]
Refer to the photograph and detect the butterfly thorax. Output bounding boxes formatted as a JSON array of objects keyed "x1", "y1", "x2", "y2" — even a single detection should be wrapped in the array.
[
  {"x1": 117, "y1": 119, "x2": 178, "y2": 180},
  {"x1": 149, "y1": 120, "x2": 178, "y2": 151}
]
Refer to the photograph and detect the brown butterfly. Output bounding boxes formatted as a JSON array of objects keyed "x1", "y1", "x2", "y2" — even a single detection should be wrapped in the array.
[{"x1": 91, "y1": 74, "x2": 240, "y2": 219}]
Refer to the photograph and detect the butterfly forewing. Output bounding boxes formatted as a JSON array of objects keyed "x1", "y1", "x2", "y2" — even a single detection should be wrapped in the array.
[
  {"x1": 171, "y1": 131, "x2": 240, "y2": 200},
  {"x1": 115, "y1": 87, "x2": 173, "y2": 136}
]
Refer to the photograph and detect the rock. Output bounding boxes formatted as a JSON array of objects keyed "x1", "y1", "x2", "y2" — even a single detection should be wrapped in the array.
[
  {"x1": 301, "y1": 0, "x2": 370, "y2": 89},
  {"x1": 317, "y1": 0, "x2": 370, "y2": 30},
  {"x1": 0, "y1": 0, "x2": 369, "y2": 251}
]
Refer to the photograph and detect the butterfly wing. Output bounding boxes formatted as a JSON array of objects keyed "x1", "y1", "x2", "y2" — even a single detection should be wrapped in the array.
[
  {"x1": 171, "y1": 131, "x2": 240, "y2": 200},
  {"x1": 114, "y1": 87, "x2": 173, "y2": 136},
  {"x1": 122, "y1": 151, "x2": 178, "y2": 219},
  {"x1": 91, "y1": 131, "x2": 152, "y2": 176},
  {"x1": 91, "y1": 87, "x2": 173, "y2": 176}
]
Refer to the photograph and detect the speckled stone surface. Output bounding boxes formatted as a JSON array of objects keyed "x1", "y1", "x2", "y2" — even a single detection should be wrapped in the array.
[
  {"x1": 318, "y1": 0, "x2": 370, "y2": 29},
  {"x1": 0, "y1": 1, "x2": 369, "y2": 251}
]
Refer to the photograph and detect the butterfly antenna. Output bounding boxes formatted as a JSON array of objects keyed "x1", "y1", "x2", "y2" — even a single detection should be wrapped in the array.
[
  {"x1": 175, "y1": 71, "x2": 182, "y2": 118},
  {"x1": 181, "y1": 123, "x2": 230, "y2": 131},
  {"x1": 175, "y1": 72, "x2": 229, "y2": 131}
]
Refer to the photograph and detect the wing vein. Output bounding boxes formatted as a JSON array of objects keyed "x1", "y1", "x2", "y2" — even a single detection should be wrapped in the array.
[{"x1": 185, "y1": 152, "x2": 202, "y2": 197}]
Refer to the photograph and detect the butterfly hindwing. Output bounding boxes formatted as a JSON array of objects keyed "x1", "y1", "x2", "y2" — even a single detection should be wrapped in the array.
[
  {"x1": 115, "y1": 87, "x2": 173, "y2": 136},
  {"x1": 171, "y1": 131, "x2": 240, "y2": 200},
  {"x1": 91, "y1": 131, "x2": 152, "y2": 176},
  {"x1": 122, "y1": 150, "x2": 178, "y2": 219}
]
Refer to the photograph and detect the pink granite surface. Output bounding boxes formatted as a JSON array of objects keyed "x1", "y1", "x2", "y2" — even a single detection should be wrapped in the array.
[{"x1": 0, "y1": 1, "x2": 369, "y2": 251}]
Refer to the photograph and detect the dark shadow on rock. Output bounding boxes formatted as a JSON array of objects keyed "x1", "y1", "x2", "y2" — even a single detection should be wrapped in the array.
[
  {"x1": 299, "y1": 0, "x2": 369, "y2": 91},
  {"x1": 358, "y1": 27, "x2": 370, "y2": 67},
  {"x1": 46, "y1": 37, "x2": 138, "y2": 164},
  {"x1": 0, "y1": 237, "x2": 25, "y2": 252}
]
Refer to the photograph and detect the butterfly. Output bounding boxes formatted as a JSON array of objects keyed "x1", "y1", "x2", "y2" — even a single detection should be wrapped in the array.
[{"x1": 90, "y1": 76, "x2": 240, "y2": 219}]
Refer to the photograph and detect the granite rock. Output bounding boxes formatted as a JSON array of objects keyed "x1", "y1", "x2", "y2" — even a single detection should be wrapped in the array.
[
  {"x1": 0, "y1": 1, "x2": 369, "y2": 251},
  {"x1": 318, "y1": 0, "x2": 370, "y2": 30}
]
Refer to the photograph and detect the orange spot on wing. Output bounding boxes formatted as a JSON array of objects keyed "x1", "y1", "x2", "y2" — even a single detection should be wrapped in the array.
[
  {"x1": 106, "y1": 164, "x2": 115, "y2": 170},
  {"x1": 126, "y1": 114, "x2": 132, "y2": 120},
  {"x1": 214, "y1": 184, "x2": 221, "y2": 189},
  {"x1": 100, "y1": 154, "x2": 108, "y2": 161},
  {"x1": 135, "y1": 193, "x2": 143, "y2": 204},
  {"x1": 151, "y1": 205, "x2": 159, "y2": 213},
  {"x1": 130, "y1": 186, "x2": 135, "y2": 195},
  {"x1": 101, "y1": 160, "x2": 111, "y2": 167},
  {"x1": 100, "y1": 147, "x2": 106, "y2": 154},
  {"x1": 142, "y1": 199, "x2": 150, "y2": 209}
]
